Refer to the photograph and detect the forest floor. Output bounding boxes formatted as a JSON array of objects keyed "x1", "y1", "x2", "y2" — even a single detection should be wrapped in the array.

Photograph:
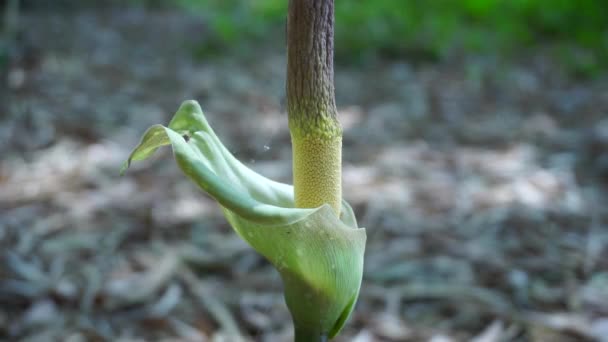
[{"x1": 2, "y1": 8, "x2": 608, "y2": 342}]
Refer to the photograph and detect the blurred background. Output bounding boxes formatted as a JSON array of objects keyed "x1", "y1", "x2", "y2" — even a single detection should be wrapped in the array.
[{"x1": 2, "y1": 0, "x2": 608, "y2": 341}]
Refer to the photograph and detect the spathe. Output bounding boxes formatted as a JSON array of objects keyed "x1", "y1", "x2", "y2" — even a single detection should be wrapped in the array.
[{"x1": 123, "y1": 101, "x2": 366, "y2": 338}]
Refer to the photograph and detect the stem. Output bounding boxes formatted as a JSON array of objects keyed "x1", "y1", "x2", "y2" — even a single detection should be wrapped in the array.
[
  {"x1": 287, "y1": 0, "x2": 342, "y2": 215},
  {"x1": 294, "y1": 326, "x2": 328, "y2": 342}
]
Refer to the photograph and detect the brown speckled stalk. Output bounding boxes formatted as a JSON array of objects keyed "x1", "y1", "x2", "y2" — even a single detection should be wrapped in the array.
[{"x1": 287, "y1": 0, "x2": 342, "y2": 215}]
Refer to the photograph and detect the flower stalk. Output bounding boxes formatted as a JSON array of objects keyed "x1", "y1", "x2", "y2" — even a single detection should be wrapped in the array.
[
  {"x1": 287, "y1": 0, "x2": 342, "y2": 216},
  {"x1": 294, "y1": 327, "x2": 328, "y2": 342}
]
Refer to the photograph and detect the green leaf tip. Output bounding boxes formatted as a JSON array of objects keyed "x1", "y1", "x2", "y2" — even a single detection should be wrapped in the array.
[{"x1": 123, "y1": 100, "x2": 366, "y2": 338}]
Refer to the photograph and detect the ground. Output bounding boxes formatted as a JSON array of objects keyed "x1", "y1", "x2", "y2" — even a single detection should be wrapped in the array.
[{"x1": 2, "y1": 8, "x2": 608, "y2": 342}]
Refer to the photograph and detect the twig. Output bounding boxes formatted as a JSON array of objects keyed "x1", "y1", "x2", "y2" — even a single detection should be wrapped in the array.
[
  {"x1": 364, "y1": 283, "x2": 513, "y2": 316},
  {"x1": 180, "y1": 268, "x2": 245, "y2": 342},
  {"x1": 102, "y1": 251, "x2": 180, "y2": 309}
]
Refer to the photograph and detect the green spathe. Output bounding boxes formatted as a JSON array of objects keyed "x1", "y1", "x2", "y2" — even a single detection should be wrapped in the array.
[{"x1": 122, "y1": 100, "x2": 366, "y2": 338}]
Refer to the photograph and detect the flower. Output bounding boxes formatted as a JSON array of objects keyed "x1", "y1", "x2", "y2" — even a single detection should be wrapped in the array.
[{"x1": 122, "y1": 100, "x2": 366, "y2": 337}]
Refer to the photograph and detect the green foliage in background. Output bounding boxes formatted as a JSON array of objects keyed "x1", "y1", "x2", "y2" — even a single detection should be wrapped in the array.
[{"x1": 179, "y1": 0, "x2": 607, "y2": 75}]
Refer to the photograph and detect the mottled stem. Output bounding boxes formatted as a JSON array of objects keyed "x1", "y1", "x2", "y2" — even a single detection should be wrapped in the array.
[{"x1": 287, "y1": 0, "x2": 342, "y2": 215}]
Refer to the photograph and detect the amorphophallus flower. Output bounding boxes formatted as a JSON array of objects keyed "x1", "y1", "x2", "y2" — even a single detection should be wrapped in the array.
[
  {"x1": 123, "y1": 1, "x2": 365, "y2": 340},
  {"x1": 122, "y1": 101, "x2": 366, "y2": 340}
]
